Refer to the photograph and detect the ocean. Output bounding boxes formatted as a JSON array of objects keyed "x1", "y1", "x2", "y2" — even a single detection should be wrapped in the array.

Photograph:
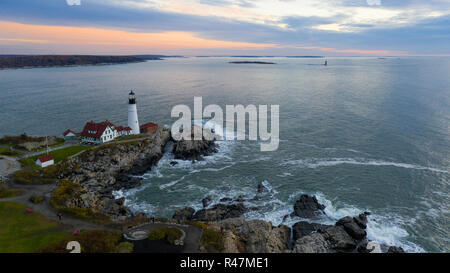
[{"x1": 0, "y1": 57, "x2": 449, "y2": 252}]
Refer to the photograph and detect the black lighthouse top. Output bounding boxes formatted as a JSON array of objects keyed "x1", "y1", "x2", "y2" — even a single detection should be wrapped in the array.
[{"x1": 129, "y1": 90, "x2": 136, "y2": 104}]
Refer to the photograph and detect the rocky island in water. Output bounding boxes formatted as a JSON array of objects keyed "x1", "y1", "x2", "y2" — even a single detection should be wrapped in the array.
[{"x1": 229, "y1": 61, "x2": 276, "y2": 64}]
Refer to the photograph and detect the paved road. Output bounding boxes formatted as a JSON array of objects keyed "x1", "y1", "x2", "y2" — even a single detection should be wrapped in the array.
[{"x1": 18, "y1": 143, "x2": 77, "y2": 159}]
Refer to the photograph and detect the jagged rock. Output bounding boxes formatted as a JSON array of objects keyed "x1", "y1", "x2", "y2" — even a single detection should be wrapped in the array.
[
  {"x1": 172, "y1": 207, "x2": 195, "y2": 222},
  {"x1": 387, "y1": 246, "x2": 405, "y2": 253},
  {"x1": 172, "y1": 126, "x2": 218, "y2": 161},
  {"x1": 291, "y1": 195, "x2": 325, "y2": 218},
  {"x1": 222, "y1": 230, "x2": 242, "y2": 253},
  {"x1": 115, "y1": 197, "x2": 125, "y2": 206},
  {"x1": 292, "y1": 221, "x2": 332, "y2": 241},
  {"x1": 292, "y1": 225, "x2": 357, "y2": 253},
  {"x1": 257, "y1": 183, "x2": 268, "y2": 193},
  {"x1": 202, "y1": 196, "x2": 212, "y2": 208},
  {"x1": 322, "y1": 226, "x2": 357, "y2": 251},
  {"x1": 293, "y1": 232, "x2": 332, "y2": 253},
  {"x1": 220, "y1": 218, "x2": 290, "y2": 253},
  {"x1": 193, "y1": 204, "x2": 246, "y2": 222},
  {"x1": 170, "y1": 161, "x2": 178, "y2": 166},
  {"x1": 336, "y1": 216, "x2": 367, "y2": 240},
  {"x1": 220, "y1": 197, "x2": 232, "y2": 202},
  {"x1": 354, "y1": 213, "x2": 369, "y2": 229}
]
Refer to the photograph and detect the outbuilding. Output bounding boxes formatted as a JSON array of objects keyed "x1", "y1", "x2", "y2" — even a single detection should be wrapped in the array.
[{"x1": 36, "y1": 154, "x2": 54, "y2": 168}]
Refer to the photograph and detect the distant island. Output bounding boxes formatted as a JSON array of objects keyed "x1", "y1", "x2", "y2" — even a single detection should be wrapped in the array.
[
  {"x1": 229, "y1": 61, "x2": 276, "y2": 64},
  {"x1": 0, "y1": 55, "x2": 168, "y2": 69}
]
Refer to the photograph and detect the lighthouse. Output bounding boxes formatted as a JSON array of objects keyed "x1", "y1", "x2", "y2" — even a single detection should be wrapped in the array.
[{"x1": 128, "y1": 90, "x2": 140, "y2": 135}]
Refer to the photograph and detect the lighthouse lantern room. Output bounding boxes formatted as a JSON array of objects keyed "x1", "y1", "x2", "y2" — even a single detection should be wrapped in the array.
[{"x1": 128, "y1": 90, "x2": 140, "y2": 135}]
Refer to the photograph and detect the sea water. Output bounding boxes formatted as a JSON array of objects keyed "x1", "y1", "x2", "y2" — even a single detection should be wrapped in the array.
[{"x1": 0, "y1": 57, "x2": 449, "y2": 252}]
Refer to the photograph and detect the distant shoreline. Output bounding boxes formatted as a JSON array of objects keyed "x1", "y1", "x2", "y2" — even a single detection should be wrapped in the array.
[{"x1": 0, "y1": 55, "x2": 170, "y2": 70}]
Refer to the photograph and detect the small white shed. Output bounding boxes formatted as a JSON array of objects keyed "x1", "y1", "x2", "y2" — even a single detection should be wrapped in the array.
[{"x1": 36, "y1": 154, "x2": 54, "y2": 168}]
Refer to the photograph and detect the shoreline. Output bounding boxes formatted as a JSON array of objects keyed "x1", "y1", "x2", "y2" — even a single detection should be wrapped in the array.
[
  {"x1": 0, "y1": 60, "x2": 157, "y2": 71},
  {"x1": 0, "y1": 55, "x2": 166, "y2": 70},
  {"x1": 1, "y1": 130, "x2": 414, "y2": 253}
]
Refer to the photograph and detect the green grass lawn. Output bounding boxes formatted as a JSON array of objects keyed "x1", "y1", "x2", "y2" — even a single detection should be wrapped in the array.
[
  {"x1": 0, "y1": 202, "x2": 71, "y2": 253},
  {"x1": 114, "y1": 134, "x2": 144, "y2": 141},
  {"x1": 0, "y1": 188, "x2": 24, "y2": 199},
  {"x1": 0, "y1": 147, "x2": 22, "y2": 157},
  {"x1": 20, "y1": 145, "x2": 90, "y2": 169}
]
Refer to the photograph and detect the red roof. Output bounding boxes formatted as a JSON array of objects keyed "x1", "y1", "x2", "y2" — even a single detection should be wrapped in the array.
[
  {"x1": 115, "y1": 126, "x2": 124, "y2": 132},
  {"x1": 63, "y1": 129, "x2": 76, "y2": 136},
  {"x1": 124, "y1": 126, "x2": 132, "y2": 131},
  {"x1": 80, "y1": 120, "x2": 116, "y2": 138},
  {"x1": 140, "y1": 122, "x2": 158, "y2": 129},
  {"x1": 38, "y1": 154, "x2": 54, "y2": 163}
]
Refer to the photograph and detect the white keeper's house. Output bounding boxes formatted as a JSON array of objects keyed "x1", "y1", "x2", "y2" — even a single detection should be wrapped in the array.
[{"x1": 80, "y1": 120, "x2": 132, "y2": 144}]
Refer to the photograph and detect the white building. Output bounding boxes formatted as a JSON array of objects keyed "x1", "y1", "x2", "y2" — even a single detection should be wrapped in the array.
[
  {"x1": 80, "y1": 120, "x2": 131, "y2": 144},
  {"x1": 36, "y1": 154, "x2": 54, "y2": 168}
]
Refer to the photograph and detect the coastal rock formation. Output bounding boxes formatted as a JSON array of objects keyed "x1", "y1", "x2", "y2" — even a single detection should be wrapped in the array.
[
  {"x1": 220, "y1": 218, "x2": 290, "y2": 253},
  {"x1": 292, "y1": 221, "x2": 331, "y2": 241},
  {"x1": 60, "y1": 127, "x2": 171, "y2": 220},
  {"x1": 193, "y1": 203, "x2": 246, "y2": 222},
  {"x1": 335, "y1": 214, "x2": 369, "y2": 240},
  {"x1": 170, "y1": 192, "x2": 405, "y2": 253},
  {"x1": 172, "y1": 206, "x2": 195, "y2": 222},
  {"x1": 289, "y1": 197, "x2": 370, "y2": 253},
  {"x1": 172, "y1": 126, "x2": 218, "y2": 161},
  {"x1": 290, "y1": 194, "x2": 326, "y2": 218},
  {"x1": 292, "y1": 225, "x2": 357, "y2": 253}
]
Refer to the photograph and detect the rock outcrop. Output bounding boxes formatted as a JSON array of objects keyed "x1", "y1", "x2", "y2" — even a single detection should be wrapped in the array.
[
  {"x1": 335, "y1": 213, "x2": 369, "y2": 240},
  {"x1": 60, "y1": 127, "x2": 171, "y2": 220},
  {"x1": 290, "y1": 194, "x2": 326, "y2": 218},
  {"x1": 170, "y1": 192, "x2": 406, "y2": 253},
  {"x1": 220, "y1": 218, "x2": 291, "y2": 253},
  {"x1": 292, "y1": 221, "x2": 331, "y2": 241},
  {"x1": 172, "y1": 206, "x2": 195, "y2": 222},
  {"x1": 193, "y1": 203, "x2": 247, "y2": 222},
  {"x1": 172, "y1": 126, "x2": 218, "y2": 161}
]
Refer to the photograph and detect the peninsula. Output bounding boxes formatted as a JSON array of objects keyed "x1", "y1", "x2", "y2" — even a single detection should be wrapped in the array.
[{"x1": 0, "y1": 55, "x2": 164, "y2": 69}]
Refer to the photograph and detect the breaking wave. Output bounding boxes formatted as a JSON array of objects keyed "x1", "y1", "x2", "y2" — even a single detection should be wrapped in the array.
[{"x1": 281, "y1": 157, "x2": 449, "y2": 174}]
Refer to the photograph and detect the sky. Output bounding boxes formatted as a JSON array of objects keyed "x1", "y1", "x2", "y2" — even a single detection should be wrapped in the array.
[{"x1": 0, "y1": 0, "x2": 449, "y2": 56}]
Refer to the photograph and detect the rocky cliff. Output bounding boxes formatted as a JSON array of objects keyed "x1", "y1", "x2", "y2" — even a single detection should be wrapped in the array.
[
  {"x1": 172, "y1": 189, "x2": 405, "y2": 253},
  {"x1": 60, "y1": 128, "x2": 171, "y2": 220}
]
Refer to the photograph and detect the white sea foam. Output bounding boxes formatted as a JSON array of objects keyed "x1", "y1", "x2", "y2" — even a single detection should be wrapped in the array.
[
  {"x1": 281, "y1": 157, "x2": 449, "y2": 174},
  {"x1": 255, "y1": 190, "x2": 426, "y2": 253}
]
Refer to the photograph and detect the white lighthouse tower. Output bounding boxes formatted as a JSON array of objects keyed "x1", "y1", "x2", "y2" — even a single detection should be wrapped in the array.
[{"x1": 128, "y1": 90, "x2": 140, "y2": 135}]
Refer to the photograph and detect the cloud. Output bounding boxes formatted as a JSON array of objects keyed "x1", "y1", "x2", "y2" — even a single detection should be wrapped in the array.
[
  {"x1": 366, "y1": 0, "x2": 381, "y2": 6},
  {"x1": 66, "y1": 0, "x2": 81, "y2": 5},
  {"x1": 0, "y1": 0, "x2": 449, "y2": 55}
]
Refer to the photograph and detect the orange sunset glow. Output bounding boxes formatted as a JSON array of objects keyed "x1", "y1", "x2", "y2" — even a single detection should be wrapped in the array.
[{"x1": 0, "y1": 21, "x2": 275, "y2": 51}]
